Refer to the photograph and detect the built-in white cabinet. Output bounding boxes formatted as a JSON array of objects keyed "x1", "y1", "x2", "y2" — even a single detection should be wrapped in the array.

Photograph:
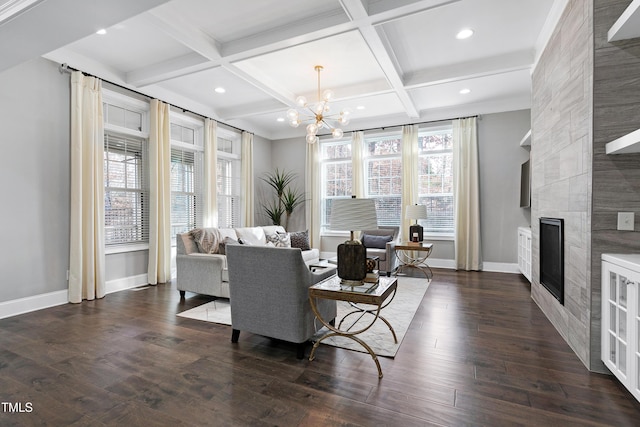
[
  {"x1": 517, "y1": 227, "x2": 532, "y2": 282},
  {"x1": 601, "y1": 254, "x2": 640, "y2": 402}
]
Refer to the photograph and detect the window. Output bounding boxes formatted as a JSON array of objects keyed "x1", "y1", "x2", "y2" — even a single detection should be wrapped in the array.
[
  {"x1": 364, "y1": 135, "x2": 402, "y2": 226},
  {"x1": 104, "y1": 133, "x2": 149, "y2": 246},
  {"x1": 320, "y1": 140, "x2": 352, "y2": 232},
  {"x1": 418, "y1": 126, "x2": 454, "y2": 235},
  {"x1": 103, "y1": 93, "x2": 149, "y2": 249},
  {"x1": 217, "y1": 130, "x2": 241, "y2": 228},
  {"x1": 170, "y1": 115, "x2": 204, "y2": 244}
]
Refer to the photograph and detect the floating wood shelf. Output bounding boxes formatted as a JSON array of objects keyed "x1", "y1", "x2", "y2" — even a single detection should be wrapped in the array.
[
  {"x1": 606, "y1": 128, "x2": 640, "y2": 154},
  {"x1": 608, "y1": 0, "x2": 640, "y2": 42}
]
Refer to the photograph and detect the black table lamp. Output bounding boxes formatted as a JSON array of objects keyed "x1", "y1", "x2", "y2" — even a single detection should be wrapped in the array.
[
  {"x1": 329, "y1": 196, "x2": 378, "y2": 285},
  {"x1": 405, "y1": 204, "x2": 427, "y2": 242}
]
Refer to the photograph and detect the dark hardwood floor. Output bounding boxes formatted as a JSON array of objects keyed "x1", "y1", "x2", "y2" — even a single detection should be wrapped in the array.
[{"x1": 1, "y1": 269, "x2": 640, "y2": 426}]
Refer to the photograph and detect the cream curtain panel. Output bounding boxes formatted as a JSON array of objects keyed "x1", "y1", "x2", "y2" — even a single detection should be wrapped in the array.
[
  {"x1": 453, "y1": 117, "x2": 482, "y2": 271},
  {"x1": 351, "y1": 131, "x2": 365, "y2": 198},
  {"x1": 306, "y1": 140, "x2": 321, "y2": 248},
  {"x1": 401, "y1": 125, "x2": 419, "y2": 242},
  {"x1": 203, "y1": 118, "x2": 218, "y2": 227},
  {"x1": 148, "y1": 100, "x2": 172, "y2": 284},
  {"x1": 69, "y1": 71, "x2": 105, "y2": 303},
  {"x1": 241, "y1": 131, "x2": 254, "y2": 227}
]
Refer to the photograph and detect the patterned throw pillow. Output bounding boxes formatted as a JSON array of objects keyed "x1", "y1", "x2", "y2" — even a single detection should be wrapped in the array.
[
  {"x1": 190, "y1": 228, "x2": 220, "y2": 254},
  {"x1": 290, "y1": 230, "x2": 311, "y2": 251},
  {"x1": 266, "y1": 232, "x2": 291, "y2": 248}
]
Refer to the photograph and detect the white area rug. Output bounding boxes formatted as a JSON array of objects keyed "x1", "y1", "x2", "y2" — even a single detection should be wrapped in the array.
[
  {"x1": 177, "y1": 299, "x2": 232, "y2": 324},
  {"x1": 177, "y1": 277, "x2": 429, "y2": 358}
]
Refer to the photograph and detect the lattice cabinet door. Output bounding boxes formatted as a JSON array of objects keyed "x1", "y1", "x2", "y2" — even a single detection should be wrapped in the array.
[{"x1": 602, "y1": 254, "x2": 640, "y2": 402}]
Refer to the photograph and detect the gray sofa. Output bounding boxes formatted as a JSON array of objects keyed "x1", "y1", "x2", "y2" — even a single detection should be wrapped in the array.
[
  {"x1": 226, "y1": 244, "x2": 337, "y2": 359},
  {"x1": 176, "y1": 225, "x2": 319, "y2": 298},
  {"x1": 360, "y1": 226, "x2": 400, "y2": 276}
]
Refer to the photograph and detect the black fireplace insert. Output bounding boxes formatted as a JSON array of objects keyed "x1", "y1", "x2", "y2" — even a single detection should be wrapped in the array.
[{"x1": 539, "y1": 217, "x2": 564, "y2": 305}]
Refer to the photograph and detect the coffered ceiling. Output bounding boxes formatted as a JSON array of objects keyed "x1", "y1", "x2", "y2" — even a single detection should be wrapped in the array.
[{"x1": 2, "y1": 0, "x2": 567, "y2": 140}]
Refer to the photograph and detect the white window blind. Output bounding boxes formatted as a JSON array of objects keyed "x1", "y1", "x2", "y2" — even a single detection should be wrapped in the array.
[
  {"x1": 217, "y1": 157, "x2": 240, "y2": 228},
  {"x1": 104, "y1": 133, "x2": 149, "y2": 246},
  {"x1": 320, "y1": 140, "x2": 352, "y2": 231},
  {"x1": 418, "y1": 127, "x2": 454, "y2": 234},
  {"x1": 365, "y1": 135, "x2": 402, "y2": 226},
  {"x1": 171, "y1": 148, "x2": 203, "y2": 243}
]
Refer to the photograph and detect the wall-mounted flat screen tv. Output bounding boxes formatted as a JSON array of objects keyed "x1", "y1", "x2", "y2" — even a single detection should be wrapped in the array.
[{"x1": 520, "y1": 159, "x2": 531, "y2": 208}]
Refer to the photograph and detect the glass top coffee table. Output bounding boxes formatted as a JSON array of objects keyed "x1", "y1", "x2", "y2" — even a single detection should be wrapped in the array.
[{"x1": 308, "y1": 275, "x2": 398, "y2": 378}]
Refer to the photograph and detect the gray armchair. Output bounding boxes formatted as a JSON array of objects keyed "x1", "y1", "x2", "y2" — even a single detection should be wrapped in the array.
[
  {"x1": 226, "y1": 244, "x2": 337, "y2": 359},
  {"x1": 360, "y1": 226, "x2": 400, "y2": 276}
]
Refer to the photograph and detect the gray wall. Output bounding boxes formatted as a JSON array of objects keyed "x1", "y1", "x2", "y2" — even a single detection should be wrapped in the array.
[
  {"x1": 479, "y1": 110, "x2": 532, "y2": 264},
  {"x1": 271, "y1": 111, "x2": 531, "y2": 266},
  {"x1": 591, "y1": 0, "x2": 640, "y2": 370},
  {"x1": 531, "y1": 0, "x2": 594, "y2": 370},
  {"x1": 0, "y1": 58, "x2": 71, "y2": 302},
  {"x1": 0, "y1": 57, "x2": 274, "y2": 307},
  {"x1": 267, "y1": 136, "x2": 307, "y2": 232}
]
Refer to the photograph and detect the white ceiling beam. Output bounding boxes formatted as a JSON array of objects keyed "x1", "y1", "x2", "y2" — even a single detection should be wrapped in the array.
[
  {"x1": 223, "y1": 63, "x2": 298, "y2": 107},
  {"x1": 146, "y1": 8, "x2": 222, "y2": 60},
  {"x1": 0, "y1": 0, "x2": 171, "y2": 73},
  {"x1": 221, "y1": 9, "x2": 350, "y2": 59},
  {"x1": 404, "y1": 50, "x2": 535, "y2": 89},
  {"x1": 219, "y1": 100, "x2": 290, "y2": 121},
  {"x1": 126, "y1": 52, "x2": 212, "y2": 87},
  {"x1": 339, "y1": 0, "x2": 419, "y2": 118}
]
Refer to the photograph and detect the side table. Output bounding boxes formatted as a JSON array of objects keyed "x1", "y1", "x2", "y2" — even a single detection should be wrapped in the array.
[
  {"x1": 308, "y1": 275, "x2": 398, "y2": 378},
  {"x1": 394, "y1": 242, "x2": 434, "y2": 279}
]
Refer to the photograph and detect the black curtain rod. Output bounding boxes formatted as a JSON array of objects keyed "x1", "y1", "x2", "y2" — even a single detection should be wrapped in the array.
[
  {"x1": 58, "y1": 63, "x2": 248, "y2": 135},
  {"x1": 318, "y1": 114, "x2": 479, "y2": 137}
]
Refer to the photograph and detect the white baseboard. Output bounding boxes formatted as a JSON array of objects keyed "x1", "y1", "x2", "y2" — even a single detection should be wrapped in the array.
[
  {"x1": 105, "y1": 273, "x2": 150, "y2": 294},
  {"x1": 0, "y1": 290, "x2": 68, "y2": 320},
  {"x1": 320, "y1": 252, "x2": 519, "y2": 275},
  {"x1": 482, "y1": 262, "x2": 520, "y2": 274},
  {"x1": 0, "y1": 273, "x2": 152, "y2": 320}
]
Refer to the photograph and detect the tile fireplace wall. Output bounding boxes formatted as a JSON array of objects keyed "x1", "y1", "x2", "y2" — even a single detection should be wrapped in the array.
[
  {"x1": 532, "y1": 0, "x2": 640, "y2": 373},
  {"x1": 531, "y1": 0, "x2": 594, "y2": 369}
]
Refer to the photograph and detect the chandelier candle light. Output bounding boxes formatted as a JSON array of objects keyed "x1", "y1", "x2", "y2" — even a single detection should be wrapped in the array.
[{"x1": 287, "y1": 65, "x2": 351, "y2": 144}]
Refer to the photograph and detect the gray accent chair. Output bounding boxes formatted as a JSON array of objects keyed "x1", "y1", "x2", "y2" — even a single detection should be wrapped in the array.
[
  {"x1": 176, "y1": 232, "x2": 230, "y2": 298},
  {"x1": 360, "y1": 226, "x2": 400, "y2": 276},
  {"x1": 226, "y1": 244, "x2": 337, "y2": 359}
]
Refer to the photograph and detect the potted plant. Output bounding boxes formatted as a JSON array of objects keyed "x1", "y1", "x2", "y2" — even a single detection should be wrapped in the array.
[{"x1": 261, "y1": 169, "x2": 305, "y2": 230}]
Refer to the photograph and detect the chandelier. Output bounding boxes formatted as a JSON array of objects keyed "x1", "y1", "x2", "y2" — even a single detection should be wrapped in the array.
[{"x1": 286, "y1": 65, "x2": 350, "y2": 144}]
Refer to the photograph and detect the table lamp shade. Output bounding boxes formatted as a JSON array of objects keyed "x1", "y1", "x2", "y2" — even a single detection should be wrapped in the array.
[
  {"x1": 405, "y1": 204, "x2": 428, "y2": 221},
  {"x1": 329, "y1": 197, "x2": 378, "y2": 284},
  {"x1": 406, "y1": 204, "x2": 427, "y2": 242},
  {"x1": 329, "y1": 198, "x2": 378, "y2": 233}
]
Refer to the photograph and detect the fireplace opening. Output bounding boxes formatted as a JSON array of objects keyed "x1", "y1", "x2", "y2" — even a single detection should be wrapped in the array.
[{"x1": 539, "y1": 217, "x2": 564, "y2": 305}]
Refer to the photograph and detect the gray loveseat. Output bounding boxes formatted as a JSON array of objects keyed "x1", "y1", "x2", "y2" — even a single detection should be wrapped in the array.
[
  {"x1": 176, "y1": 225, "x2": 319, "y2": 298},
  {"x1": 226, "y1": 243, "x2": 337, "y2": 359}
]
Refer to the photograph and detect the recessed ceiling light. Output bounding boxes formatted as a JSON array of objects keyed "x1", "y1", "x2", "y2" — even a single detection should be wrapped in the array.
[
  {"x1": 276, "y1": 117, "x2": 285, "y2": 122},
  {"x1": 459, "y1": 88, "x2": 471, "y2": 95},
  {"x1": 456, "y1": 28, "x2": 474, "y2": 40},
  {"x1": 356, "y1": 105, "x2": 366, "y2": 110},
  {"x1": 96, "y1": 28, "x2": 107, "y2": 35},
  {"x1": 214, "y1": 87, "x2": 226, "y2": 94}
]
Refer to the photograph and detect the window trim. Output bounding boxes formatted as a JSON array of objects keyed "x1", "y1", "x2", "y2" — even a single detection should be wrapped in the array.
[{"x1": 103, "y1": 90, "x2": 150, "y2": 252}]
